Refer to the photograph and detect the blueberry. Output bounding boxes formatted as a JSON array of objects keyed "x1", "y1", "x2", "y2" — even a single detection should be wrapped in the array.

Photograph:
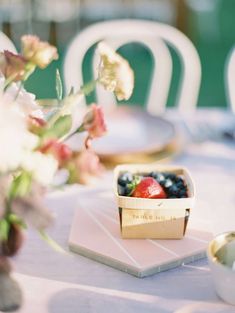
[
  {"x1": 149, "y1": 172, "x2": 165, "y2": 184},
  {"x1": 178, "y1": 189, "x2": 188, "y2": 198},
  {"x1": 163, "y1": 178, "x2": 173, "y2": 189},
  {"x1": 149, "y1": 171, "x2": 158, "y2": 178},
  {"x1": 175, "y1": 180, "x2": 185, "y2": 190},
  {"x1": 167, "y1": 185, "x2": 179, "y2": 196},
  {"x1": 118, "y1": 184, "x2": 133, "y2": 196},
  {"x1": 175, "y1": 177, "x2": 184, "y2": 184},
  {"x1": 157, "y1": 173, "x2": 165, "y2": 183},
  {"x1": 118, "y1": 172, "x2": 133, "y2": 186},
  {"x1": 118, "y1": 185, "x2": 126, "y2": 196},
  {"x1": 163, "y1": 172, "x2": 177, "y2": 181},
  {"x1": 168, "y1": 195, "x2": 176, "y2": 198}
]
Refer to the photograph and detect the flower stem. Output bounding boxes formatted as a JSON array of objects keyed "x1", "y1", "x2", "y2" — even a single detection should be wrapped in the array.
[
  {"x1": 47, "y1": 80, "x2": 97, "y2": 127},
  {"x1": 61, "y1": 125, "x2": 85, "y2": 142},
  {"x1": 4, "y1": 199, "x2": 12, "y2": 218},
  {"x1": 14, "y1": 81, "x2": 24, "y2": 101},
  {"x1": 84, "y1": 135, "x2": 92, "y2": 149},
  {"x1": 80, "y1": 79, "x2": 98, "y2": 96},
  {"x1": 3, "y1": 75, "x2": 17, "y2": 91}
]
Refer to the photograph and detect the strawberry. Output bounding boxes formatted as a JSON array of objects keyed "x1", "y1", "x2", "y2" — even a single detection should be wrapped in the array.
[{"x1": 132, "y1": 177, "x2": 166, "y2": 199}]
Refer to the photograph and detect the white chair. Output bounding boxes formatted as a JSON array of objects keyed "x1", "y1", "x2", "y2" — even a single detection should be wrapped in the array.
[
  {"x1": 225, "y1": 47, "x2": 235, "y2": 113},
  {"x1": 64, "y1": 21, "x2": 172, "y2": 115},
  {"x1": 0, "y1": 31, "x2": 16, "y2": 53},
  {"x1": 64, "y1": 19, "x2": 201, "y2": 115}
]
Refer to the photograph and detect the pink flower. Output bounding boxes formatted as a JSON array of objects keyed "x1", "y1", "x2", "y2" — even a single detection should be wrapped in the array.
[
  {"x1": 82, "y1": 104, "x2": 107, "y2": 139},
  {"x1": 28, "y1": 115, "x2": 46, "y2": 127},
  {"x1": 21, "y1": 35, "x2": 58, "y2": 69},
  {"x1": 28, "y1": 115, "x2": 47, "y2": 134},
  {"x1": 40, "y1": 139, "x2": 72, "y2": 165},
  {"x1": 0, "y1": 51, "x2": 27, "y2": 81},
  {"x1": 71, "y1": 149, "x2": 104, "y2": 184}
]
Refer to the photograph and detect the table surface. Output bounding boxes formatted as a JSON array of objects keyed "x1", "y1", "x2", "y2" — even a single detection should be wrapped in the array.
[{"x1": 12, "y1": 108, "x2": 235, "y2": 313}]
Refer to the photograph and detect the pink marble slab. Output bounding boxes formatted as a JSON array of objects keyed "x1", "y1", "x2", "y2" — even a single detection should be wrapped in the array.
[{"x1": 69, "y1": 188, "x2": 213, "y2": 277}]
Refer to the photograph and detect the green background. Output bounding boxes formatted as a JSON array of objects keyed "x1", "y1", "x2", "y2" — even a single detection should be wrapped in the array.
[{"x1": 23, "y1": 1, "x2": 235, "y2": 109}]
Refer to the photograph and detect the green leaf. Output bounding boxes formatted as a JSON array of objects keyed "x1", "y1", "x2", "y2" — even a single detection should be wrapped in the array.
[
  {"x1": 9, "y1": 172, "x2": 32, "y2": 200},
  {"x1": 39, "y1": 230, "x2": 67, "y2": 254},
  {"x1": 23, "y1": 63, "x2": 36, "y2": 81},
  {"x1": 8, "y1": 213, "x2": 27, "y2": 229},
  {"x1": 42, "y1": 115, "x2": 72, "y2": 140},
  {"x1": 126, "y1": 175, "x2": 141, "y2": 196},
  {"x1": 55, "y1": 69, "x2": 63, "y2": 101},
  {"x1": 0, "y1": 219, "x2": 10, "y2": 241}
]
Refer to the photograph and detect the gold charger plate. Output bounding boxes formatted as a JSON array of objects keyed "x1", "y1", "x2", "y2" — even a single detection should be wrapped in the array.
[{"x1": 91, "y1": 106, "x2": 178, "y2": 164}]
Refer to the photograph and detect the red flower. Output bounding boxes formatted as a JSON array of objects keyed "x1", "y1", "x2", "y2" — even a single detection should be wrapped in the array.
[
  {"x1": 0, "y1": 50, "x2": 27, "y2": 81},
  {"x1": 82, "y1": 104, "x2": 107, "y2": 139},
  {"x1": 40, "y1": 139, "x2": 72, "y2": 165}
]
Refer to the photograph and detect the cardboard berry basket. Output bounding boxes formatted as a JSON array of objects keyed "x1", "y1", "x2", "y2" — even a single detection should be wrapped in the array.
[{"x1": 114, "y1": 164, "x2": 195, "y2": 239}]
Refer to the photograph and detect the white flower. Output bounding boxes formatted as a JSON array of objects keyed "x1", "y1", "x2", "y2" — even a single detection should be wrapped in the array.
[
  {"x1": 0, "y1": 76, "x2": 43, "y2": 118},
  {"x1": 0, "y1": 98, "x2": 38, "y2": 173},
  {"x1": 97, "y1": 42, "x2": 134, "y2": 101},
  {"x1": 0, "y1": 80, "x2": 57, "y2": 185},
  {"x1": 22, "y1": 151, "x2": 58, "y2": 186}
]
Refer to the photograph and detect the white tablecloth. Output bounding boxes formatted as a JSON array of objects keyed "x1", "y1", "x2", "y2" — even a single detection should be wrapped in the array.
[{"x1": 12, "y1": 109, "x2": 235, "y2": 313}]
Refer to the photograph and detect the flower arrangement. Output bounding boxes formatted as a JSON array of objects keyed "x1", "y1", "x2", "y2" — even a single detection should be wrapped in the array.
[{"x1": 0, "y1": 36, "x2": 134, "y2": 311}]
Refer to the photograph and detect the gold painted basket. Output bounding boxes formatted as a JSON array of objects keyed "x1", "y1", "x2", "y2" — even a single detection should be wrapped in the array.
[{"x1": 114, "y1": 164, "x2": 195, "y2": 239}]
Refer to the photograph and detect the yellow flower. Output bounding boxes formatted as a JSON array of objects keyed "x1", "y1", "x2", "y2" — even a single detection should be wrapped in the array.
[
  {"x1": 21, "y1": 35, "x2": 58, "y2": 69},
  {"x1": 97, "y1": 42, "x2": 134, "y2": 101}
]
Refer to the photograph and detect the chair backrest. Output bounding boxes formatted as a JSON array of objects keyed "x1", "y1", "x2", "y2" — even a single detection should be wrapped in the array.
[
  {"x1": 225, "y1": 47, "x2": 235, "y2": 113},
  {"x1": 64, "y1": 19, "x2": 201, "y2": 115},
  {"x1": 0, "y1": 31, "x2": 17, "y2": 53},
  {"x1": 92, "y1": 35, "x2": 172, "y2": 115}
]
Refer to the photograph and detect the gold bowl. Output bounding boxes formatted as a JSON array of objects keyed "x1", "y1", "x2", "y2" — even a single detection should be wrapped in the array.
[{"x1": 207, "y1": 231, "x2": 235, "y2": 305}]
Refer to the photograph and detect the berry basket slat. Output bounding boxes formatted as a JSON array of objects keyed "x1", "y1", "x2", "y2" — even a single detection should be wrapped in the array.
[{"x1": 114, "y1": 164, "x2": 195, "y2": 239}]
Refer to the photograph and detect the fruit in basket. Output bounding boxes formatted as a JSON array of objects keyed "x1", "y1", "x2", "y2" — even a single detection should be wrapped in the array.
[
  {"x1": 149, "y1": 171, "x2": 188, "y2": 198},
  {"x1": 117, "y1": 173, "x2": 141, "y2": 196},
  {"x1": 118, "y1": 172, "x2": 133, "y2": 186},
  {"x1": 132, "y1": 177, "x2": 166, "y2": 199},
  {"x1": 117, "y1": 171, "x2": 188, "y2": 198}
]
